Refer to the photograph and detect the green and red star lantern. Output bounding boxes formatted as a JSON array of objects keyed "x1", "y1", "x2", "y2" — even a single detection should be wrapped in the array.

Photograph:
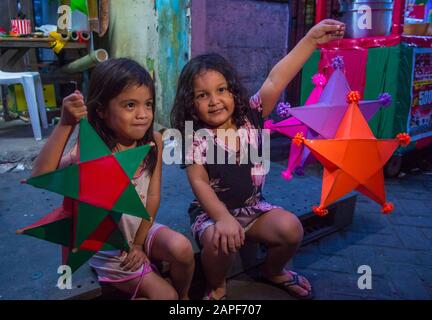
[{"x1": 17, "y1": 119, "x2": 152, "y2": 272}]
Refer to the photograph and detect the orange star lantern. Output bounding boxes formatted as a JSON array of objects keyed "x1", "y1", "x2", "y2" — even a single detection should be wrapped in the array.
[{"x1": 294, "y1": 91, "x2": 410, "y2": 216}]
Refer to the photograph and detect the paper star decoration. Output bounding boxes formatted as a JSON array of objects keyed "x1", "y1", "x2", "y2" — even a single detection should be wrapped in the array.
[
  {"x1": 264, "y1": 73, "x2": 326, "y2": 180},
  {"x1": 17, "y1": 119, "x2": 152, "y2": 272},
  {"x1": 274, "y1": 56, "x2": 391, "y2": 180},
  {"x1": 294, "y1": 91, "x2": 410, "y2": 216},
  {"x1": 288, "y1": 56, "x2": 392, "y2": 140}
]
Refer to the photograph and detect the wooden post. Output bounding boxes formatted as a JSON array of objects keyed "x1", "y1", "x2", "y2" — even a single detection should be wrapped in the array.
[
  {"x1": 99, "y1": 0, "x2": 110, "y2": 37},
  {"x1": 87, "y1": 0, "x2": 99, "y2": 33}
]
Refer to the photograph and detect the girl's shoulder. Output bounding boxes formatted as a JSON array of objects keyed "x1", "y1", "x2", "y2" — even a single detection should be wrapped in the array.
[
  {"x1": 153, "y1": 131, "x2": 163, "y2": 159},
  {"x1": 153, "y1": 130, "x2": 162, "y2": 140},
  {"x1": 184, "y1": 130, "x2": 210, "y2": 167}
]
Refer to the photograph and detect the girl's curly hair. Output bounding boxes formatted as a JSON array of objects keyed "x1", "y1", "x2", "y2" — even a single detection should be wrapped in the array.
[{"x1": 170, "y1": 53, "x2": 250, "y2": 134}]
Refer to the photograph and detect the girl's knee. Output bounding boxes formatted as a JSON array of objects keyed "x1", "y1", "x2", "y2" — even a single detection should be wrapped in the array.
[
  {"x1": 162, "y1": 287, "x2": 179, "y2": 300},
  {"x1": 200, "y1": 226, "x2": 236, "y2": 258},
  {"x1": 148, "y1": 285, "x2": 179, "y2": 300},
  {"x1": 200, "y1": 227, "x2": 220, "y2": 255},
  {"x1": 202, "y1": 242, "x2": 235, "y2": 259},
  {"x1": 276, "y1": 212, "x2": 304, "y2": 245},
  {"x1": 167, "y1": 235, "x2": 194, "y2": 265}
]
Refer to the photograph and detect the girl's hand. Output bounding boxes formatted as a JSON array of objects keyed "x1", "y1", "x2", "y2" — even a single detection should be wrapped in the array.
[
  {"x1": 60, "y1": 90, "x2": 87, "y2": 126},
  {"x1": 213, "y1": 215, "x2": 245, "y2": 255},
  {"x1": 120, "y1": 244, "x2": 149, "y2": 272},
  {"x1": 305, "y1": 19, "x2": 345, "y2": 46}
]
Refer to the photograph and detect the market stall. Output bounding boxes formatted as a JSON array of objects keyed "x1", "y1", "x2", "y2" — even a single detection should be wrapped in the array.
[{"x1": 300, "y1": 0, "x2": 432, "y2": 176}]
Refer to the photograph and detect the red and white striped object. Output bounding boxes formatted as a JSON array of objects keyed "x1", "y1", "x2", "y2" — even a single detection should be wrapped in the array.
[{"x1": 10, "y1": 19, "x2": 32, "y2": 35}]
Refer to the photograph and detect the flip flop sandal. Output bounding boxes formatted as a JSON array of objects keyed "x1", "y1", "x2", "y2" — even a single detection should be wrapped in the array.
[
  {"x1": 203, "y1": 292, "x2": 227, "y2": 300},
  {"x1": 255, "y1": 271, "x2": 314, "y2": 300}
]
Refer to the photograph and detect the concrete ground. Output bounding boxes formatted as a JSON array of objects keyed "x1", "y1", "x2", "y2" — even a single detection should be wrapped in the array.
[
  {"x1": 1, "y1": 120, "x2": 431, "y2": 300},
  {"x1": 0, "y1": 119, "x2": 55, "y2": 172}
]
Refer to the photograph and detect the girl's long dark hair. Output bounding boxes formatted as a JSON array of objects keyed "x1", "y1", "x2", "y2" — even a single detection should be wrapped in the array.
[
  {"x1": 170, "y1": 53, "x2": 250, "y2": 134},
  {"x1": 87, "y1": 58, "x2": 157, "y2": 174}
]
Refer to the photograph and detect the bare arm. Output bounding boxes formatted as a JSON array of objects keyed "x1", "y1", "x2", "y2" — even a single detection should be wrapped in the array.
[
  {"x1": 259, "y1": 19, "x2": 345, "y2": 118},
  {"x1": 132, "y1": 131, "x2": 163, "y2": 247},
  {"x1": 121, "y1": 132, "x2": 163, "y2": 271},
  {"x1": 31, "y1": 124, "x2": 76, "y2": 176},
  {"x1": 31, "y1": 91, "x2": 87, "y2": 176},
  {"x1": 187, "y1": 163, "x2": 231, "y2": 221},
  {"x1": 187, "y1": 163, "x2": 245, "y2": 254}
]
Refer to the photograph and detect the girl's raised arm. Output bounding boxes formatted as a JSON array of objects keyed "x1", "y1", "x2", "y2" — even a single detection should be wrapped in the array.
[
  {"x1": 258, "y1": 19, "x2": 345, "y2": 118},
  {"x1": 32, "y1": 91, "x2": 87, "y2": 177}
]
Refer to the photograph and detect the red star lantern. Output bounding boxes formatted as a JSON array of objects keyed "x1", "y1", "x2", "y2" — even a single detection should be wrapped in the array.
[{"x1": 294, "y1": 91, "x2": 410, "y2": 216}]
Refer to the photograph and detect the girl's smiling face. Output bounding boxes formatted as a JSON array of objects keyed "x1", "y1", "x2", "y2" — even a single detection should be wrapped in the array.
[
  {"x1": 193, "y1": 69, "x2": 236, "y2": 130},
  {"x1": 98, "y1": 85, "x2": 154, "y2": 149}
]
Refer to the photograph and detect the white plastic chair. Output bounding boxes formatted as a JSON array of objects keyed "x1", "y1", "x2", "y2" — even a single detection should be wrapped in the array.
[{"x1": 0, "y1": 71, "x2": 48, "y2": 141}]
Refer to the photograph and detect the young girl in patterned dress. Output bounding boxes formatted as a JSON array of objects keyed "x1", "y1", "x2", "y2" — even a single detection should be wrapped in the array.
[{"x1": 171, "y1": 20, "x2": 345, "y2": 300}]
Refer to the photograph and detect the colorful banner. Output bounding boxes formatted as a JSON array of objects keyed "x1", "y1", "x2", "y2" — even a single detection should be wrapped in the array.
[
  {"x1": 408, "y1": 48, "x2": 432, "y2": 140},
  {"x1": 406, "y1": 1, "x2": 427, "y2": 20}
]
